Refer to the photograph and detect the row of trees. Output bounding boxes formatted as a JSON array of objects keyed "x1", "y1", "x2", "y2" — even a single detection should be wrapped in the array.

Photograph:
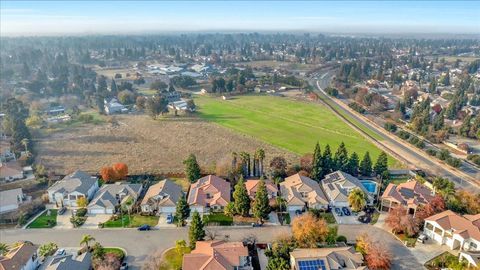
[{"x1": 224, "y1": 177, "x2": 271, "y2": 222}]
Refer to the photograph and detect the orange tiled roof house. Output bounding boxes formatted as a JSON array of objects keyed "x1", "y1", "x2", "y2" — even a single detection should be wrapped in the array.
[
  {"x1": 182, "y1": 240, "x2": 252, "y2": 270},
  {"x1": 187, "y1": 175, "x2": 231, "y2": 214},
  {"x1": 380, "y1": 180, "x2": 435, "y2": 216}
]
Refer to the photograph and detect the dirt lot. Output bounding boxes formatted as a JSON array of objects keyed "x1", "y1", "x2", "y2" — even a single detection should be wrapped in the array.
[{"x1": 35, "y1": 114, "x2": 298, "y2": 175}]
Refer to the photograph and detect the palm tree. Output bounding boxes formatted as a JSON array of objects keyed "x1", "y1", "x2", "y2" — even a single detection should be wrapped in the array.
[
  {"x1": 0, "y1": 243, "x2": 9, "y2": 256},
  {"x1": 21, "y1": 138, "x2": 30, "y2": 153},
  {"x1": 231, "y1": 152, "x2": 238, "y2": 171},
  {"x1": 348, "y1": 188, "x2": 367, "y2": 212},
  {"x1": 80, "y1": 234, "x2": 95, "y2": 249}
]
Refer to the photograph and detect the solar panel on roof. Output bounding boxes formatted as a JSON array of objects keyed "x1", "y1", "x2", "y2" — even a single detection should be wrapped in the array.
[{"x1": 298, "y1": 259, "x2": 327, "y2": 270}]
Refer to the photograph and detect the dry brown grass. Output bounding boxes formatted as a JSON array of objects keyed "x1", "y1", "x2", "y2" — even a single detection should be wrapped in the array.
[{"x1": 35, "y1": 114, "x2": 298, "y2": 175}]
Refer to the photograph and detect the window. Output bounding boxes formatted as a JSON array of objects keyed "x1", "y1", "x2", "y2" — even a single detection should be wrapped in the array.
[
  {"x1": 206, "y1": 193, "x2": 212, "y2": 199},
  {"x1": 300, "y1": 192, "x2": 308, "y2": 198},
  {"x1": 425, "y1": 223, "x2": 434, "y2": 231}
]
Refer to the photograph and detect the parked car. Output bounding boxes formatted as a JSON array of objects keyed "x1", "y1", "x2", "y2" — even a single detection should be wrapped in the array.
[
  {"x1": 137, "y1": 224, "x2": 151, "y2": 231},
  {"x1": 120, "y1": 262, "x2": 128, "y2": 270},
  {"x1": 166, "y1": 214, "x2": 174, "y2": 224},
  {"x1": 334, "y1": 208, "x2": 343, "y2": 216},
  {"x1": 417, "y1": 234, "x2": 428, "y2": 244},
  {"x1": 55, "y1": 249, "x2": 65, "y2": 256},
  {"x1": 342, "y1": 207, "x2": 351, "y2": 216},
  {"x1": 295, "y1": 209, "x2": 302, "y2": 216},
  {"x1": 358, "y1": 215, "x2": 371, "y2": 223},
  {"x1": 58, "y1": 207, "x2": 67, "y2": 215},
  {"x1": 252, "y1": 222, "x2": 263, "y2": 227}
]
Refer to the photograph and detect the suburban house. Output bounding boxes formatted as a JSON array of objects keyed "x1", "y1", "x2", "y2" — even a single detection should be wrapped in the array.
[
  {"x1": 0, "y1": 188, "x2": 29, "y2": 214},
  {"x1": 87, "y1": 183, "x2": 143, "y2": 214},
  {"x1": 140, "y1": 179, "x2": 183, "y2": 215},
  {"x1": 380, "y1": 180, "x2": 435, "y2": 215},
  {"x1": 321, "y1": 171, "x2": 373, "y2": 207},
  {"x1": 0, "y1": 241, "x2": 39, "y2": 270},
  {"x1": 0, "y1": 140, "x2": 15, "y2": 162},
  {"x1": 459, "y1": 250, "x2": 480, "y2": 268},
  {"x1": 424, "y1": 210, "x2": 480, "y2": 251},
  {"x1": 39, "y1": 251, "x2": 92, "y2": 270},
  {"x1": 182, "y1": 240, "x2": 252, "y2": 270},
  {"x1": 290, "y1": 246, "x2": 367, "y2": 270},
  {"x1": 0, "y1": 161, "x2": 24, "y2": 182},
  {"x1": 104, "y1": 98, "x2": 128, "y2": 115},
  {"x1": 245, "y1": 179, "x2": 278, "y2": 205},
  {"x1": 279, "y1": 173, "x2": 329, "y2": 212},
  {"x1": 47, "y1": 171, "x2": 99, "y2": 207},
  {"x1": 187, "y1": 175, "x2": 231, "y2": 213}
]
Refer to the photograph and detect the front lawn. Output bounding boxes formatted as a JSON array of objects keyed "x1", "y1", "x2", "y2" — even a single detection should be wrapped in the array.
[
  {"x1": 103, "y1": 214, "x2": 158, "y2": 228},
  {"x1": 425, "y1": 251, "x2": 466, "y2": 270},
  {"x1": 104, "y1": 247, "x2": 126, "y2": 261},
  {"x1": 308, "y1": 209, "x2": 336, "y2": 224},
  {"x1": 203, "y1": 213, "x2": 233, "y2": 226},
  {"x1": 159, "y1": 247, "x2": 191, "y2": 270},
  {"x1": 27, "y1": 209, "x2": 57, "y2": 228}
]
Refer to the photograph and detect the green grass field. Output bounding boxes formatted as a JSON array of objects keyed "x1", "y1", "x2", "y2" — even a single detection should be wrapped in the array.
[
  {"x1": 27, "y1": 209, "x2": 57, "y2": 228},
  {"x1": 195, "y1": 95, "x2": 401, "y2": 167}
]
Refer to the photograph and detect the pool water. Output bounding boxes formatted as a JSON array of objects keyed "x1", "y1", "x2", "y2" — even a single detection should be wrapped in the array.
[{"x1": 360, "y1": 180, "x2": 377, "y2": 193}]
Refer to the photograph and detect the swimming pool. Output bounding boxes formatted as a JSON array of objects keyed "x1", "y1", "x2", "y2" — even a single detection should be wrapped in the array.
[{"x1": 360, "y1": 180, "x2": 377, "y2": 194}]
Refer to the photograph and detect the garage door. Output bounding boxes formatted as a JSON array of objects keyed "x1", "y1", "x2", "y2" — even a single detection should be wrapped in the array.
[
  {"x1": 287, "y1": 205, "x2": 304, "y2": 212},
  {"x1": 88, "y1": 208, "x2": 106, "y2": 214},
  {"x1": 160, "y1": 206, "x2": 176, "y2": 214}
]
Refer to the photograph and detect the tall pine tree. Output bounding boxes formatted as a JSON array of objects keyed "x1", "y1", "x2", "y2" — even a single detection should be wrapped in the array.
[
  {"x1": 233, "y1": 177, "x2": 251, "y2": 217},
  {"x1": 346, "y1": 152, "x2": 360, "y2": 176},
  {"x1": 252, "y1": 180, "x2": 270, "y2": 223},
  {"x1": 374, "y1": 152, "x2": 389, "y2": 176},
  {"x1": 311, "y1": 142, "x2": 323, "y2": 181},
  {"x1": 175, "y1": 195, "x2": 190, "y2": 227},
  {"x1": 360, "y1": 152, "x2": 372, "y2": 176},
  {"x1": 322, "y1": 144, "x2": 333, "y2": 176},
  {"x1": 334, "y1": 142, "x2": 349, "y2": 171},
  {"x1": 189, "y1": 211, "x2": 205, "y2": 249},
  {"x1": 183, "y1": 154, "x2": 201, "y2": 183}
]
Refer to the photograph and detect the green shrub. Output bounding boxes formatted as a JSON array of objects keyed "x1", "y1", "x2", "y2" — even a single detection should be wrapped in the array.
[
  {"x1": 336, "y1": 235, "x2": 347, "y2": 243},
  {"x1": 76, "y1": 208, "x2": 87, "y2": 217},
  {"x1": 384, "y1": 122, "x2": 397, "y2": 133},
  {"x1": 426, "y1": 149, "x2": 437, "y2": 156}
]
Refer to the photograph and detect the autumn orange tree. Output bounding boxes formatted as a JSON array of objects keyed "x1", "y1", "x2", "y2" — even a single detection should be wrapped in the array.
[
  {"x1": 416, "y1": 195, "x2": 446, "y2": 227},
  {"x1": 356, "y1": 233, "x2": 392, "y2": 270},
  {"x1": 113, "y1": 163, "x2": 128, "y2": 180},
  {"x1": 291, "y1": 213, "x2": 329, "y2": 248},
  {"x1": 386, "y1": 205, "x2": 419, "y2": 237},
  {"x1": 100, "y1": 167, "x2": 117, "y2": 183}
]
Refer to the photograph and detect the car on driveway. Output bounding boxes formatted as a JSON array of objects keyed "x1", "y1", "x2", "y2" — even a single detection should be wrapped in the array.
[
  {"x1": 358, "y1": 215, "x2": 371, "y2": 223},
  {"x1": 137, "y1": 224, "x2": 151, "y2": 231},
  {"x1": 252, "y1": 222, "x2": 263, "y2": 227},
  {"x1": 166, "y1": 214, "x2": 174, "y2": 224},
  {"x1": 58, "y1": 207, "x2": 67, "y2": 215},
  {"x1": 120, "y1": 262, "x2": 128, "y2": 270},
  {"x1": 417, "y1": 234, "x2": 428, "y2": 244},
  {"x1": 342, "y1": 207, "x2": 351, "y2": 216},
  {"x1": 334, "y1": 208, "x2": 343, "y2": 216}
]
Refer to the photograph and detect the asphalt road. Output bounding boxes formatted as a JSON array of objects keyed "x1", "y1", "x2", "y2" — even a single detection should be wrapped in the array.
[
  {"x1": 313, "y1": 72, "x2": 479, "y2": 193},
  {"x1": 0, "y1": 225, "x2": 423, "y2": 270}
]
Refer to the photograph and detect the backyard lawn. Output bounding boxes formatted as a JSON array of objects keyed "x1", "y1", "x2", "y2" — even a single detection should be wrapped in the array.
[
  {"x1": 195, "y1": 95, "x2": 400, "y2": 167},
  {"x1": 203, "y1": 213, "x2": 233, "y2": 226},
  {"x1": 103, "y1": 214, "x2": 158, "y2": 228},
  {"x1": 27, "y1": 209, "x2": 57, "y2": 229}
]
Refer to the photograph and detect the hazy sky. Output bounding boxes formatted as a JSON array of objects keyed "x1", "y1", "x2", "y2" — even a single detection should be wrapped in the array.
[{"x1": 1, "y1": 1, "x2": 479, "y2": 36}]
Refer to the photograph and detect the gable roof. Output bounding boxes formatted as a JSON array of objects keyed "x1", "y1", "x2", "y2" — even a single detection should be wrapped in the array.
[
  {"x1": 426, "y1": 210, "x2": 480, "y2": 242},
  {"x1": 182, "y1": 241, "x2": 248, "y2": 270},
  {"x1": 321, "y1": 171, "x2": 371, "y2": 203},
  {"x1": 280, "y1": 173, "x2": 328, "y2": 206},
  {"x1": 42, "y1": 252, "x2": 92, "y2": 270},
  {"x1": 290, "y1": 246, "x2": 367, "y2": 270},
  {"x1": 48, "y1": 170, "x2": 97, "y2": 195},
  {"x1": 381, "y1": 180, "x2": 434, "y2": 207},
  {"x1": 245, "y1": 179, "x2": 278, "y2": 197},
  {"x1": 141, "y1": 179, "x2": 183, "y2": 207},
  {"x1": 88, "y1": 183, "x2": 142, "y2": 209},
  {"x1": 0, "y1": 188, "x2": 23, "y2": 209},
  {"x1": 0, "y1": 241, "x2": 37, "y2": 270},
  {"x1": 0, "y1": 161, "x2": 23, "y2": 179},
  {"x1": 187, "y1": 175, "x2": 231, "y2": 207}
]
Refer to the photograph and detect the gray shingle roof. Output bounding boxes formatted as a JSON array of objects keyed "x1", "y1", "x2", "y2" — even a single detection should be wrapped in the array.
[
  {"x1": 43, "y1": 252, "x2": 92, "y2": 270},
  {"x1": 48, "y1": 170, "x2": 97, "y2": 195},
  {"x1": 88, "y1": 183, "x2": 142, "y2": 210}
]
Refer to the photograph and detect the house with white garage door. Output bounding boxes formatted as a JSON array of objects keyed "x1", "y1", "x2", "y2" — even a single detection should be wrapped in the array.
[
  {"x1": 424, "y1": 210, "x2": 480, "y2": 251},
  {"x1": 279, "y1": 173, "x2": 329, "y2": 212},
  {"x1": 140, "y1": 179, "x2": 183, "y2": 215},
  {"x1": 187, "y1": 175, "x2": 230, "y2": 214},
  {"x1": 87, "y1": 183, "x2": 143, "y2": 214},
  {"x1": 47, "y1": 170, "x2": 99, "y2": 207},
  {"x1": 321, "y1": 171, "x2": 373, "y2": 207}
]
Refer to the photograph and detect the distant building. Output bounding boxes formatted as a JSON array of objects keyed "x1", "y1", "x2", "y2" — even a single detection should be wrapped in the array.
[
  {"x1": 46, "y1": 106, "x2": 65, "y2": 116},
  {"x1": 182, "y1": 240, "x2": 252, "y2": 270},
  {"x1": 162, "y1": 91, "x2": 181, "y2": 103},
  {"x1": 0, "y1": 188, "x2": 29, "y2": 214},
  {"x1": 104, "y1": 98, "x2": 128, "y2": 115}
]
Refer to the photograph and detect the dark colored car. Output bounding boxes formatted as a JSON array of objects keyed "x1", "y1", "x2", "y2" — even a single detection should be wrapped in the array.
[
  {"x1": 58, "y1": 207, "x2": 67, "y2": 215},
  {"x1": 137, "y1": 224, "x2": 151, "y2": 231},
  {"x1": 295, "y1": 209, "x2": 302, "y2": 216},
  {"x1": 334, "y1": 208, "x2": 343, "y2": 216},
  {"x1": 252, "y1": 222, "x2": 263, "y2": 227},
  {"x1": 120, "y1": 262, "x2": 128, "y2": 270},
  {"x1": 342, "y1": 207, "x2": 351, "y2": 216},
  {"x1": 358, "y1": 215, "x2": 371, "y2": 223}
]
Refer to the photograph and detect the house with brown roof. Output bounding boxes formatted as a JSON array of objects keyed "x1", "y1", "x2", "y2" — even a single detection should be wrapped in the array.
[
  {"x1": 187, "y1": 175, "x2": 231, "y2": 213},
  {"x1": 0, "y1": 241, "x2": 39, "y2": 270},
  {"x1": 245, "y1": 179, "x2": 278, "y2": 205},
  {"x1": 380, "y1": 180, "x2": 435, "y2": 216},
  {"x1": 140, "y1": 179, "x2": 183, "y2": 214},
  {"x1": 290, "y1": 246, "x2": 367, "y2": 270},
  {"x1": 424, "y1": 210, "x2": 480, "y2": 251},
  {"x1": 280, "y1": 173, "x2": 329, "y2": 212},
  {"x1": 0, "y1": 161, "x2": 24, "y2": 182},
  {"x1": 182, "y1": 240, "x2": 252, "y2": 270}
]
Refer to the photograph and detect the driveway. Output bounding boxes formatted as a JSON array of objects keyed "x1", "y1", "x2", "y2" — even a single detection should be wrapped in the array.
[
  {"x1": 332, "y1": 207, "x2": 361, "y2": 225},
  {"x1": 156, "y1": 214, "x2": 174, "y2": 228},
  {"x1": 82, "y1": 214, "x2": 111, "y2": 229},
  {"x1": 266, "y1": 212, "x2": 280, "y2": 225},
  {"x1": 411, "y1": 238, "x2": 458, "y2": 265},
  {"x1": 55, "y1": 209, "x2": 73, "y2": 229}
]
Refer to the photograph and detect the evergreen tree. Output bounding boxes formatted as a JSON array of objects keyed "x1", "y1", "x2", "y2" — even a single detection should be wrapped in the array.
[
  {"x1": 433, "y1": 111, "x2": 445, "y2": 131},
  {"x1": 374, "y1": 152, "x2": 389, "y2": 176},
  {"x1": 360, "y1": 152, "x2": 373, "y2": 176},
  {"x1": 183, "y1": 154, "x2": 201, "y2": 183},
  {"x1": 233, "y1": 177, "x2": 251, "y2": 216},
  {"x1": 310, "y1": 142, "x2": 323, "y2": 181},
  {"x1": 346, "y1": 152, "x2": 360, "y2": 176},
  {"x1": 322, "y1": 144, "x2": 333, "y2": 176},
  {"x1": 459, "y1": 114, "x2": 472, "y2": 137},
  {"x1": 175, "y1": 195, "x2": 190, "y2": 227},
  {"x1": 252, "y1": 180, "x2": 271, "y2": 223},
  {"x1": 334, "y1": 142, "x2": 349, "y2": 171},
  {"x1": 188, "y1": 211, "x2": 205, "y2": 249},
  {"x1": 110, "y1": 79, "x2": 118, "y2": 96}
]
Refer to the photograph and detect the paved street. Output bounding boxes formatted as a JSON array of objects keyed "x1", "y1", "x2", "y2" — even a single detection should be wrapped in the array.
[{"x1": 1, "y1": 224, "x2": 423, "y2": 269}]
